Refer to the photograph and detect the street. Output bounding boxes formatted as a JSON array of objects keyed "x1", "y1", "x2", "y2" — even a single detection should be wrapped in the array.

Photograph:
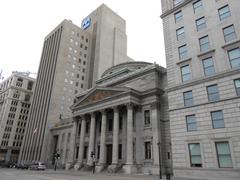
[{"x1": 0, "y1": 168, "x2": 162, "y2": 180}]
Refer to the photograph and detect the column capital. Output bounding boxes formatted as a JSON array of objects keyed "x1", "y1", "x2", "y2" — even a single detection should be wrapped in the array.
[
  {"x1": 113, "y1": 106, "x2": 119, "y2": 113},
  {"x1": 100, "y1": 109, "x2": 107, "y2": 115},
  {"x1": 126, "y1": 102, "x2": 134, "y2": 109},
  {"x1": 150, "y1": 102, "x2": 160, "y2": 109}
]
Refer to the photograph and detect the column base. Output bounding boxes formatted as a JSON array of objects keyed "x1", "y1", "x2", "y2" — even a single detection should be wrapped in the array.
[
  {"x1": 95, "y1": 164, "x2": 106, "y2": 172},
  {"x1": 108, "y1": 163, "x2": 121, "y2": 173},
  {"x1": 122, "y1": 164, "x2": 137, "y2": 174},
  {"x1": 65, "y1": 162, "x2": 73, "y2": 170},
  {"x1": 74, "y1": 163, "x2": 83, "y2": 170}
]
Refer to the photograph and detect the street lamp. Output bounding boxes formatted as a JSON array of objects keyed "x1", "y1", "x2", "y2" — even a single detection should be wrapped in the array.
[{"x1": 157, "y1": 142, "x2": 162, "y2": 179}]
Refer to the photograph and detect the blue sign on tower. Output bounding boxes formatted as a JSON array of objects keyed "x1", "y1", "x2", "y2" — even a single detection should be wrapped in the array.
[{"x1": 82, "y1": 17, "x2": 91, "y2": 30}]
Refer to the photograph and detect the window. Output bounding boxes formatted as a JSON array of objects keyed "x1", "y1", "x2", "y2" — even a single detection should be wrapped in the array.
[
  {"x1": 203, "y1": 57, "x2": 215, "y2": 76},
  {"x1": 199, "y1": 36, "x2": 210, "y2": 52},
  {"x1": 228, "y1": 48, "x2": 240, "y2": 68},
  {"x1": 108, "y1": 119, "x2": 113, "y2": 131},
  {"x1": 179, "y1": 45, "x2": 188, "y2": 60},
  {"x1": 234, "y1": 79, "x2": 240, "y2": 96},
  {"x1": 193, "y1": 0, "x2": 203, "y2": 13},
  {"x1": 207, "y1": 84, "x2": 220, "y2": 102},
  {"x1": 218, "y1": 5, "x2": 231, "y2": 21},
  {"x1": 144, "y1": 110, "x2": 150, "y2": 126},
  {"x1": 83, "y1": 146, "x2": 88, "y2": 159},
  {"x1": 215, "y1": 142, "x2": 233, "y2": 168},
  {"x1": 118, "y1": 144, "x2": 122, "y2": 159},
  {"x1": 188, "y1": 143, "x2": 202, "y2": 167},
  {"x1": 211, "y1": 111, "x2": 225, "y2": 129},
  {"x1": 145, "y1": 142, "x2": 151, "y2": 159},
  {"x1": 27, "y1": 81, "x2": 33, "y2": 90},
  {"x1": 85, "y1": 122, "x2": 89, "y2": 134},
  {"x1": 186, "y1": 115, "x2": 197, "y2": 131},
  {"x1": 181, "y1": 65, "x2": 191, "y2": 82},
  {"x1": 173, "y1": 0, "x2": 183, "y2": 6},
  {"x1": 223, "y1": 25, "x2": 236, "y2": 43},
  {"x1": 183, "y1": 91, "x2": 193, "y2": 106},
  {"x1": 176, "y1": 27, "x2": 185, "y2": 41},
  {"x1": 196, "y1": 17, "x2": 206, "y2": 31},
  {"x1": 119, "y1": 116, "x2": 123, "y2": 130},
  {"x1": 174, "y1": 11, "x2": 183, "y2": 23}
]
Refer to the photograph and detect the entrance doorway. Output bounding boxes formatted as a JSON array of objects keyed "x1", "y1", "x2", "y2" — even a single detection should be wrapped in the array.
[{"x1": 106, "y1": 144, "x2": 112, "y2": 165}]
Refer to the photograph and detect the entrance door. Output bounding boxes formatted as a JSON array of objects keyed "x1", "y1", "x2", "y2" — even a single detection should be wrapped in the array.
[{"x1": 106, "y1": 144, "x2": 112, "y2": 165}]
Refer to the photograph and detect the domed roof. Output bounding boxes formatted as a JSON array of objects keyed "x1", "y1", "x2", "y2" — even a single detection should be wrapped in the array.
[{"x1": 101, "y1": 61, "x2": 152, "y2": 79}]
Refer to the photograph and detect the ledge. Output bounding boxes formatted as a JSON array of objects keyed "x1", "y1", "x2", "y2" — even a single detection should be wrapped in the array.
[
  {"x1": 176, "y1": 58, "x2": 192, "y2": 65},
  {"x1": 161, "y1": 0, "x2": 193, "y2": 19},
  {"x1": 222, "y1": 39, "x2": 240, "y2": 50},
  {"x1": 167, "y1": 68, "x2": 240, "y2": 93},
  {"x1": 197, "y1": 49, "x2": 215, "y2": 58}
]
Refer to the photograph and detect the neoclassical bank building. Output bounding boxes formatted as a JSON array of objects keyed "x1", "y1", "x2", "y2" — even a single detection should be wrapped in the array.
[{"x1": 48, "y1": 62, "x2": 171, "y2": 174}]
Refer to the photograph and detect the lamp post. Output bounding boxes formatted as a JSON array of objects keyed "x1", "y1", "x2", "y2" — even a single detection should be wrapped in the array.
[{"x1": 157, "y1": 142, "x2": 162, "y2": 179}]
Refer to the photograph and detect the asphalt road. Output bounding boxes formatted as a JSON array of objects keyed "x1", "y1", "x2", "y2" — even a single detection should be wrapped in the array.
[{"x1": 0, "y1": 168, "x2": 160, "y2": 180}]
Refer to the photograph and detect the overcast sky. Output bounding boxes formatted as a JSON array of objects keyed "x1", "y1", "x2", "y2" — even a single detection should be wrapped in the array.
[{"x1": 0, "y1": 0, "x2": 165, "y2": 79}]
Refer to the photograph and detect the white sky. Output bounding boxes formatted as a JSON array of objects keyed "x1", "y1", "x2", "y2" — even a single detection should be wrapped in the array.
[{"x1": 0, "y1": 0, "x2": 166, "y2": 79}]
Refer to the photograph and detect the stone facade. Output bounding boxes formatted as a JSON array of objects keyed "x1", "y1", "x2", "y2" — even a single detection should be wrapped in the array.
[
  {"x1": 161, "y1": 0, "x2": 240, "y2": 179},
  {"x1": 19, "y1": 4, "x2": 132, "y2": 164},
  {"x1": 49, "y1": 62, "x2": 171, "y2": 175},
  {"x1": 0, "y1": 72, "x2": 35, "y2": 163}
]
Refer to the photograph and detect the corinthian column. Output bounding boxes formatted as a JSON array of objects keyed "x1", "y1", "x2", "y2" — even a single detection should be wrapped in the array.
[
  {"x1": 87, "y1": 113, "x2": 96, "y2": 165},
  {"x1": 76, "y1": 117, "x2": 86, "y2": 168},
  {"x1": 112, "y1": 107, "x2": 119, "y2": 165},
  {"x1": 96, "y1": 110, "x2": 107, "y2": 172},
  {"x1": 126, "y1": 103, "x2": 133, "y2": 165}
]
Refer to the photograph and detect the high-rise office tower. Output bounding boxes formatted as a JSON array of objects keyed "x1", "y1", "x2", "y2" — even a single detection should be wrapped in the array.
[
  {"x1": 19, "y1": 4, "x2": 132, "y2": 163},
  {"x1": 161, "y1": 0, "x2": 240, "y2": 179},
  {"x1": 0, "y1": 72, "x2": 35, "y2": 163}
]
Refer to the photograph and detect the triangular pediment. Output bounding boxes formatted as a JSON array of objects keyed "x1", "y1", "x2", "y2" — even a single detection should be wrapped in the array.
[{"x1": 72, "y1": 87, "x2": 128, "y2": 109}]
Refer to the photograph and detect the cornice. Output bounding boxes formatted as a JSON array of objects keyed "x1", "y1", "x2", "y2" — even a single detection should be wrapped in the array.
[{"x1": 161, "y1": 0, "x2": 193, "y2": 19}]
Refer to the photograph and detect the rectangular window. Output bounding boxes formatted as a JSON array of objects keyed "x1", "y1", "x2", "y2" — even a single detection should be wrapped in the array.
[
  {"x1": 83, "y1": 146, "x2": 88, "y2": 159},
  {"x1": 85, "y1": 122, "x2": 89, "y2": 134},
  {"x1": 199, "y1": 36, "x2": 210, "y2": 52},
  {"x1": 203, "y1": 57, "x2": 215, "y2": 76},
  {"x1": 144, "y1": 110, "x2": 150, "y2": 126},
  {"x1": 174, "y1": 11, "x2": 183, "y2": 23},
  {"x1": 173, "y1": 0, "x2": 183, "y2": 6},
  {"x1": 228, "y1": 48, "x2": 240, "y2": 68},
  {"x1": 108, "y1": 119, "x2": 113, "y2": 131},
  {"x1": 176, "y1": 27, "x2": 185, "y2": 41},
  {"x1": 223, "y1": 25, "x2": 236, "y2": 43},
  {"x1": 179, "y1": 45, "x2": 188, "y2": 60},
  {"x1": 211, "y1": 110, "x2": 225, "y2": 129},
  {"x1": 186, "y1": 115, "x2": 197, "y2": 131},
  {"x1": 196, "y1": 17, "x2": 206, "y2": 31},
  {"x1": 145, "y1": 142, "x2": 152, "y2": 159},
  {"x1": 183, "y1": 91, "x2": 193, "y2": 106},
  {"x1": 215, "y1": 142, "x2": 233, "y2": 168},
  {"x1": 188, "y1": 143, "x2": 202, "y2": 167},
  {"x1": 234, "y1": 79, "x2": 240, "y2": 96},
  {"x1": 119, "y1": 116, "x2": 123, "y2": 130},
  {"x1": 218, "y1": 5, "x2": 231, "y2": 21},
  {"x1": 118, "y1": 144, "x2": 122, "y2": 159},
  {"x1": 193, "y1": 0, "x2": 203, "y2": 13},
  {"x1": 181, "y1": 65, "x2": 191, "y2": 82},
  {"x1": 207, "y1": 84, "x2": 220, "y2": 102}
]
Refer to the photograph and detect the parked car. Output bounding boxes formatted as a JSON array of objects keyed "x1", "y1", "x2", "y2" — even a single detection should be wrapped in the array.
[
  {"x1": 15, "y1": 163, "x2": 29, "y2": 169},
  {"x1": 29, "y1": 162, "x2": 46, "y2": 170}
]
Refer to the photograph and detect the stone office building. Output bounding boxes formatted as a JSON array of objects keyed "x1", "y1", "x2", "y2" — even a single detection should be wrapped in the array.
[
  {"x1": 0, "y1": 72, "x2": 35, "y2": 162},
  {"x1": 49, "y1": 61, "x2": 171, "y2": 174},
  {"x1": 161, "y1": 0, "x2": 240, "y2": 179}
]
